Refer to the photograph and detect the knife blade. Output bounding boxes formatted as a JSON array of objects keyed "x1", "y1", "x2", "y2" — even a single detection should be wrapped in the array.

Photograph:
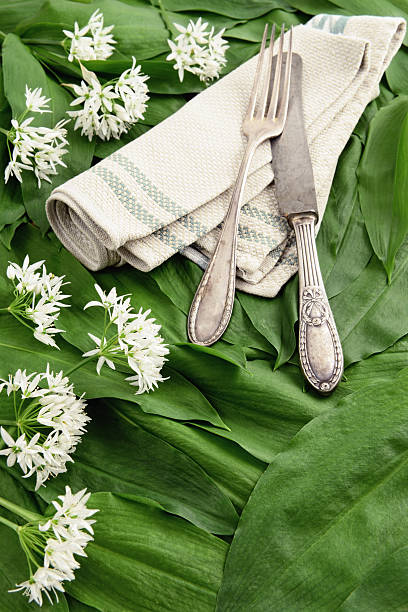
[
  {"x1": 271, "y1": 53, "x2": 318, "y2": 221},
  {"x1": 270, "y1": 53, "x2": 344, "y2": 394}
]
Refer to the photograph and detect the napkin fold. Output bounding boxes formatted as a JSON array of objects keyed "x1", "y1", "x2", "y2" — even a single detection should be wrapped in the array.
[{"x1": 46, "y1": 14, "x2": 406, "y2": 297}]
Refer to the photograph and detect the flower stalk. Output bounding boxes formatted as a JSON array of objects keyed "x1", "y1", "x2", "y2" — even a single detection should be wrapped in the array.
[{"x1": 0, "y1": 487, "x2": 97, "y2": 606}]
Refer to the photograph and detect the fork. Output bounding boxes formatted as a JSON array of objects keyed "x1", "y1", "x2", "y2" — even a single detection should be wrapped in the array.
[{"x1": 187, "y1": 24, "x2": 293, "y2": 346}]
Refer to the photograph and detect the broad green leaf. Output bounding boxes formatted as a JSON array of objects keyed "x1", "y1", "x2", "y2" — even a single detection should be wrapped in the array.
[
  {"x1": 331, "y1": 237, "x2": 408, "y2": 366},
  {"x1": 0, "y1": 0, "x2": 44, "y2": 34},
  {"x1": 317, "y1": 135, "x2": 372, "y2": 299},
  {"x1": 217, "y1": 371, "x2": 408, "y2": 611},
  {"x1": 282, "y1": 0, "x2": 348, "y2": 15},
  {"x1": 226, "y1": 9, "x2": 305, "y2": 42},
  {"x1": 2, "y1": 34, "x2": 95, "y2": 230},
  {"x1": 161, "y1": 0, "x2": 294, "y2": 19},
  {"x1": 66, "y1": 596, "x2": 98, "y2": 612},
  {"x1": 343, "y1": 334, "x2": 408, "y2": 392},
  {"x1": 386, "y1": 48, "x2": 408, "y2": 95},
  {"x1": 237, "y1": 277, "x2": 298, "y2": 369},
  {"x1": 16, "y1": 0, "x2": 169, "y2": 61},
  {"x1": 107, "y1": 399, "x2": 266, "y2": 512},
  {"x1": 170, "y1": 346, "x2": 343, "y2": 462},
  {"x1": 358, "y1": 96, "x2": 408, "y2": 281},
  {"x1": 0, "y1": 469, "x2": 68, "y2": 611},
  {"x1": 338, "y1": 546, "x2": 408, "y2": 611},
  {"x1": 66, "y1": 492, "x2": 228, "y2": 612},
  {"x1": 36, "y1": 401, "x2": 238, "y2": 534}
]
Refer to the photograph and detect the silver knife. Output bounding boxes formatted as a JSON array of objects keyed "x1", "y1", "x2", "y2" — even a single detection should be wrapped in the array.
[{"x1": 271, "y1": 53, "x2": 343, "y2": 393}]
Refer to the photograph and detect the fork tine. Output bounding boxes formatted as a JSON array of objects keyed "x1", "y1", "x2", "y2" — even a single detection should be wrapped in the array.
[
  {"x1": 267, "y1": 24, "x2": 285, "y2": 120},
  {"x1": 275, "y1": 26, "x2": 293, "y2": 126},
  {"x1": 256, "y1": 24, "x2": 276, "y2": 119},
  {"x1": 245, "y1": 24, "x2": 269, "y2": 121}
]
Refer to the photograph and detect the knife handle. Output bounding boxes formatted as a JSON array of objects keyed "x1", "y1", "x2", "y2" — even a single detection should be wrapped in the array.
[{"x1": 291, "y1": 213, "x2": 343, "y2": 393}]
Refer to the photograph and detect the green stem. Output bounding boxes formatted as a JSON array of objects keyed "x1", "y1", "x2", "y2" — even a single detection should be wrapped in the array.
[
  {"x1": 0, "y1": 420, "x2": 16, "y2": 426},
  {"x1": 0, "y1": 31, "x2": 6, "y2": 42},
  {"x1": 0, "y1": 496, "x2": 42, "y2": 523},
  {"x1": 64, "y1": 355, "x2": 96, "y2": 377},
  {"x1": 0, "y1": 514, "x2": 19, "y2": 532},
  {"x1": 0, "y1": 128, "x2": 9, "y2": 137}
]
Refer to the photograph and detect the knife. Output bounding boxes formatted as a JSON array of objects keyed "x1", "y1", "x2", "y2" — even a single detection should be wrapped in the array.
[{"x1": 271, "y1": 53, "x2": 343, "y2": 393}]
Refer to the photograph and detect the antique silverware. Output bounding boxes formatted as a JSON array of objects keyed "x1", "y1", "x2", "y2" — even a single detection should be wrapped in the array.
[
  {"x1": 271, "y1": 53, "x2": 343, "y2": 393},
  {"x1": 188, "y1": 24, "x2": 293, "y2": 346}
]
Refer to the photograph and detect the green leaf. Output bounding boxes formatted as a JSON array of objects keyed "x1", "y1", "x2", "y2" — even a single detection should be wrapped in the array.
[
  {"x1": 16, "y1": 0, "x2": 169, "y2": 61},
  {"x1": 2, "y1": 33, "x2": 95, "y2": 230},
  {"x1": 331, "y1": 237, "x2": 408, "y2": 367},
  {"x1": 343, "y1": 334, "x2": 408, "y2": 392},
  {"x1": 226, "y1": 9, "x2": 305, "y2": 42},
  {"x1": 317, "y1": 135, "x2": 372, "y2": 298},
  {"x1": 0, "y1": 0, "x2": 44, "y2": 34},
  {"x1": 106, "y1": 399, "x2": 266, "y2": 512},
  {"x1": 66, "y1": 492, "x2": 228, "y2": 612},
  {"x1": 36, "y1": 400, "x2": 238, "y2": 534},
  {"x1": 161, "y1": 0, "x2": 294, "y2": 19},
  {"x1": 386, "y1": 48, "x2": 408, "y2": 95},
  {"x1": 358, "y1": 96, "x2": 408, "y2": 281},
  {"x1": 217, "y1": 371, "x2": 408, "y2": 611},
  {"x1": 170, "y1": 346, "x2": 343, "y2": 462}
]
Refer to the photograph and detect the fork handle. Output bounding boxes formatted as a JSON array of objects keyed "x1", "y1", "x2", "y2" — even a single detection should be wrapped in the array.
[
  {"x1": 188, "y1": 143, "x2": 256, "y2": 345},
  {"x1": 291, "y1": 213, "x2": 343, "y2": 393}
]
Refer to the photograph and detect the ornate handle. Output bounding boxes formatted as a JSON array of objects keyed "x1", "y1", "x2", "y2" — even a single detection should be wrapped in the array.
[
  {"x1": 291, "y1": 213, "x2": 343, "y2": 393},
  {"x1": 188, "y1": 143, "x2": 256, "y2": 346}
]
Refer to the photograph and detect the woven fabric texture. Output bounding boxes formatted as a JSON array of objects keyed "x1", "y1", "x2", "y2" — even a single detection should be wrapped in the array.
[{"x1": 46, "y1": 14, "x2": 405, "y2": 297}]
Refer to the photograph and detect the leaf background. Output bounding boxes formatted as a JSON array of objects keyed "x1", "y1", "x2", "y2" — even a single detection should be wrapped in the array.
[{"x1": 0, "y1": 0, "x2": 408, "y2": 610}]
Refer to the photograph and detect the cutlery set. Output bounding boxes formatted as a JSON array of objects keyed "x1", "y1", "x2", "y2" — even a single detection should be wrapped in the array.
[{"x1": 188, "y1": 24, "x2": 344, "y2": 393}]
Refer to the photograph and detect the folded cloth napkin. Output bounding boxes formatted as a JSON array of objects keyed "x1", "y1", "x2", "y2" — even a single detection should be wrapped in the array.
[{"x1": 46, "y1": 14, "x2": 405, "y2": 297}]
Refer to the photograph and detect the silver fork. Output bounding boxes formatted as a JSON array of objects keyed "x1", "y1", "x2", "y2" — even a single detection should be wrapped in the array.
[{"x1": 187, "y1": 24, "x2": 293, "y2": 346}]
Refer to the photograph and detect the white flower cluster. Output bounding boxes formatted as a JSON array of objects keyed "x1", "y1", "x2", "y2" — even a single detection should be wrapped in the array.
[
  {"x1": 83, "y1": 284, "x2": 169, "y2": 393},
  {"x1": 63, "y1": 9, "x2": 116, "y2": 62},
  {"x1": 0, "y1": 366, "x2": 90, "y2": 490},
  {"x1": 4, "y1": 86, "x2": 69, "y2": 187},
  {"x1": 11, "y1": 486, "x2": 97, "y2": 606},
  {"x1": 166, "y1": 17, "x2": 229, "y2": 82},
  {"x1": 66, "y1": 61, "x2": 149, "y2": 141},
  {"x1": 6, "y1": 255, "x2": 70, "y2": 348}
]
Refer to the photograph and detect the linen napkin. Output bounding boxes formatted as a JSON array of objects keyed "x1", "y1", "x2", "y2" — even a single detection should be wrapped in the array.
[{"x1": 46, "y1": 14, "x2": 406, "y2": 297}]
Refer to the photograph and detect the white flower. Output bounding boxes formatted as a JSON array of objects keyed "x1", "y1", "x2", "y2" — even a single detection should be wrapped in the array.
[
  {"x1": 4, "y1": 98, "x2": 69, "y2": 187},
  {"x1": 0, "y1": 428, "x2": 42, "y2": 471},
  {"x1": 6, "y1": 256, "x2": 70, "y2": 348},
  {"x1": 167, "y1": 18, "x2": 229, "y2": 82},
  {"x1": 25, "y1": 85, "x2": 51, "y2": 114},
  {"x1": 83, "y1": 285, "x2": 169, "y2": 393},
  {"x1": 63, "y1": 9, "x2": 116, "y2": 62},
  {"x1": 66, "y1": 60, "x2": 149, "y2": 141},
  {"x1": 10, "y1": 567, "x2": 66, "y2": 606},
  {"x1": 0, "y1": 367, "x2": 90, "y2": 489},
  {"x1": 10, "y1": 487, "x2": 97, "y2": 606}
]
